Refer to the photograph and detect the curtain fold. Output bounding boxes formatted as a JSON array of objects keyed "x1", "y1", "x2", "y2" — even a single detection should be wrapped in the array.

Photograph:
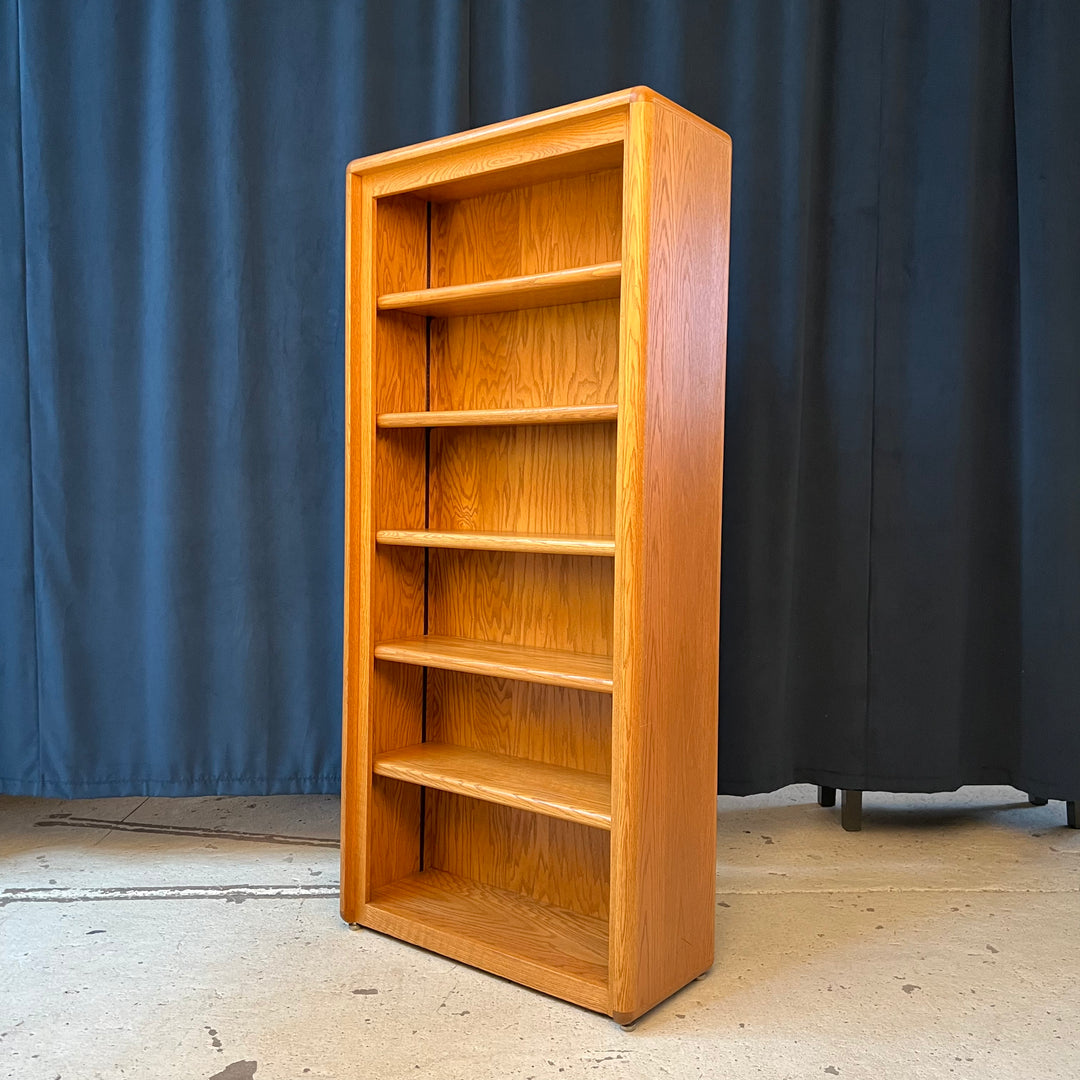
[
  {"x1": 1011, "y1": 1, "x2": 1080, "y2": 801},
  {"x1": 3, "y1": 0, "x2": 468, "y2": 796},
  {"x1": 1, "y1": 0, "x2": 1076, "y2": 800},
  {"x1": 0, "y1": 0, "x2": 39, "y2": 791}
]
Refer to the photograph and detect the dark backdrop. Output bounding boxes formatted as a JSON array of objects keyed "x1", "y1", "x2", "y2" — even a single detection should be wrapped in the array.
[{"x1": 2, "y1": 1, "x2": 1077, "y2": 801}]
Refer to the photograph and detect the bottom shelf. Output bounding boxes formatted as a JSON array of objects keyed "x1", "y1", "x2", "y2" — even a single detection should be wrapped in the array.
[{"x1": 364, "y1": 868, "x2": 609, "y2": 1013}]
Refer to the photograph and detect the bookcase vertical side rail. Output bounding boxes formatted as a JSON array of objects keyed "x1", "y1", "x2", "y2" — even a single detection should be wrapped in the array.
[
  {"x1": 610, "y1": 99, "x2": 732, "y2": 1023},
  {"x1": 609, "y1": 98, "x2": 652, "y2": 1018},
  {"x1": 342, "y1": 172, "x2": 377, "y2": 921}
]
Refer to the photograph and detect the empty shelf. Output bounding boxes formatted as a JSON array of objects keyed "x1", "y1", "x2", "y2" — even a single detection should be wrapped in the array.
[
  {"x1": 365, "y1": 869, "x2": 609, "y2": 1012},
  {"x1": 376, "y1": 530, "x2": 615, "y2": 557},
  {"x1": 373, "y1": 635, "x2": 613, "y2": 693},
  {"x1": 373, "y1": 743, "x2": 611, "y2": 830},
  {"x1": 377, "y1": 262, "x2": 622, "y2": 317},
  {"x1": 376, "y1": 404, "x2": 619, "y2": 428}
]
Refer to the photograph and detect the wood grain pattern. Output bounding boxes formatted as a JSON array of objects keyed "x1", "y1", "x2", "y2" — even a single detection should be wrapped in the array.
[
  {"x1": 359, "y1": 105, "x2": 627, "y2": 199},
  {"x1": 608, "y1": 97, "x2": 731, "y2": 1024},
  {"x1": 428, "y1": 551, "x2": 614, "y2": 654},
  {"x1": 342, "y1": 188, "x2": 429, "y2": 919},
  {"x1": 347, "y1": 87, "x2": 721, "y2": 182},
  {"x1": 374, "y1": 635, "x2": 613, "y2": 692},
  {"x1": 364, "y1": 868, "x2": 608, "y2": 1010},
  {"x1": 376, "y1": 529, "x2": 615, "y2": 556},
  {"x1": 376, "y1": 404, "x2": 618, "y2": 428},
  {"x1": 430, "y1": 300, "x2": 619, "y2": 412},
  {"x1": 340, "y1": 170, "x2": 366, "y2": 923},
  {"x1": 373, "y1": 743, "x2": 612, "y2": 829},
  {"x1": 378, "y1": 262, "x2": 621, "y2": 317},
  {"x1": 420, "y1": 170, "x2": 618, "y2": 975},
  {"x1": 428, "y1": 424, "x2": 615, "y2": 535},
  {"x1": 424, "y1": 793, "x2": 610, "y2": 919},
  {"x1": 348, "y1": 87, "x2": 723, "y2": 182},
  {"x1": 427, "y1": 670, "x2": 611, "y2": 775},
  {"x1": 429, "y1": 169, "x2": 622, "y2": 285}
]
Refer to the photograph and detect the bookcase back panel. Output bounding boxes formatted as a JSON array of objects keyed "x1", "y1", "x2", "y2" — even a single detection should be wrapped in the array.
[
  {"x1": 429, "y1": 300, "x2": 618, "y2": 411},
  {"x1": 427, "y1": 550, "x2": 613, "y2": 654},
  {"x1": 429, "y1": 168, "x2": 622, "y2": 286},
  {"x1": 366, "y1": 648, "x2": 424, "y2": 895},
  {"x1": 376, "y1": 193, "x2": 428, "y2": 291},
  {"x1": 427, "y1": 423, "x2": 616, "y2": 535},
  {"x1": 427, "y1": 671, "x2": 612, "y2": 776},
  {"x1": 374, "y1": 313, "x2": 427, "y2": 413},
  {"x1": 369, "y1": 774, "x2": 421, "y2": 891},
  {"x1": 424, "y1": 791, "x2": 610, "y2": 919},
  {"x1": 374, "y1": 192, "x2": 427, "y2": 416}
]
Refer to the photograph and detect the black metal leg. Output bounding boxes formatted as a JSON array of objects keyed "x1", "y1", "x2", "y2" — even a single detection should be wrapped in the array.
[
  {"x1": 1068, "y1": 801, "x2": 1077, "y2": 830},
  {"x1": 841, "y1": 789, "x2": 863, "y2": 832},
  {"x1": 1029, "y1": 795, "x2": 1049, "y2": 806},
  {"x1": 818, "y1": 786, "x2": 836, "y2": 808}
]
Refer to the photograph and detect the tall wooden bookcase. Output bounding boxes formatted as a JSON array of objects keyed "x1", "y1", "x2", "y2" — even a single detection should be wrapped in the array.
[{"x1": 342, "y1": 88, "x2": 731, "y2": 1024}]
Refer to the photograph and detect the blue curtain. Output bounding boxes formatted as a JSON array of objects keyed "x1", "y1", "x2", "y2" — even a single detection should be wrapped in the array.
[
  {"x1": 2, "y1": 1, "x2": 1078, "y2": 801},
  {"x1": 1, "y1": 0, "x2": 467, "y2": 795}
]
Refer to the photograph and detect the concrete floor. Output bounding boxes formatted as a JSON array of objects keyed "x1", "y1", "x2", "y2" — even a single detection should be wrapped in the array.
[{"x1": 1, "y1": 786, "x2": 1078, "y2": 1080}]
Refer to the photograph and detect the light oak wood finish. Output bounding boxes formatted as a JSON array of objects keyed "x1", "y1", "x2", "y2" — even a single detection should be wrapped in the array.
[
  {"x1": 373, "y1": 743, "x2": 612, "y2": 829},
  {"x1": 353, "y1": 98, "x2": 627, "y2": 199},
  {"x1": 366, "y1": 868, "x2": 608, "y2": 1011},
  {"x1": 429, "y1": 168, "x2": 622, "y2": 285},
  {"x1": 428, "y1": 424, "x2": 616, "y2": 535},
  {"x1": 427, "y1": 670, "x2": 611, "y2": 776},
  {"x1": 376, "y1": 404, "x2": 618, "y2": 428},
  {"x1": 424, "y1": 793, "x2": 610, "y2": 920},
  {"x1": 344, "y1": 87, "x2": 730, "y2": 1023},
  {"x1": 608, "y1": 96, "x2": 731, "y2": 1024},
  {"x1": 376, "y1": 529, "x2": 615, "y2": 556},
  {"x1": 430, "y1": 301, "x2": 619, "y2": 412},
  {"x1": 374, "y1": 635, "x2": 613, "y2": 693},
  {"x1": 428, "y1": 550, "x2": 614, "y2": 655},
  {"x1": 378, "y1": 262, "x2": 621, "y2": 317}
]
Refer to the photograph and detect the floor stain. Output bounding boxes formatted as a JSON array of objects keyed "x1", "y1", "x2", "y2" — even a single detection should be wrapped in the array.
[
  {"x1": 36, "y1": 815, "x2": 336, "y2": 848},
  {"x1": 209, "y1": 1061, "x2": 257, "y2": 1080}
]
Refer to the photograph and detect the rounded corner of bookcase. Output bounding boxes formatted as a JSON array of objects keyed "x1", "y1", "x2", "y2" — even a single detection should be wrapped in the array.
[{"x1": 626, "y1": 85, "x2": 659, "y2": 105}]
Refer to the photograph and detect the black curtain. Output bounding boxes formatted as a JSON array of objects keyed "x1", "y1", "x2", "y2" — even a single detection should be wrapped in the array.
[{"x1": 2, "y1": 1, "x2": 1077, "y2": 801}]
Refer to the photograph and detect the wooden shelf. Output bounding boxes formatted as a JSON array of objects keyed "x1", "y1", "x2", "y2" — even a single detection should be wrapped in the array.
[
  {"x1": 377, "y1": 404, "x2": 618, "y2": 428},
  {"x1": 373, "y1": 635, "x2": 613, "y2": 693},
  {"x1": 373, "y1": 743, "x2": 611, "y2": 829},
  {"x1": 376, "y1": 529, "x2": 615, "y2": 557},
  {"x1": 377, "y1": 262, "x2": 621, "y2": 317},
  {"x1": 365, "y1": 869, "x2": 608, "y2": 1013}
]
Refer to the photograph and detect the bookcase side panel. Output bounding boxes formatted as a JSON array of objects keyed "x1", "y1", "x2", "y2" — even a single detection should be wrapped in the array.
[
  {"x1": 342, "y1": 172, "x2": 373, "y2": 921},
  {"x1": 347, "y1": 191, "x2": 431, "y2": 911},
  {"x1": 610, "y1": 101, "x2": 732, "y2": 1022}
]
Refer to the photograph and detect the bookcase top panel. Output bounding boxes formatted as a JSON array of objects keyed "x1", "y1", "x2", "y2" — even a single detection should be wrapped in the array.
[{"x1": 346, "y1": 86, "x2": 729, "y2": 201}]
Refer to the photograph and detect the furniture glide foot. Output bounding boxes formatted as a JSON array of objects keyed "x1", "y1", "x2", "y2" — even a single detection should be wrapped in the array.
[
  {"x1": 841, "y1": 789, "x2": 862, "y2": 832},
  {"x1": 818, "y1": 786, "x2": 836, "y2": 808}
]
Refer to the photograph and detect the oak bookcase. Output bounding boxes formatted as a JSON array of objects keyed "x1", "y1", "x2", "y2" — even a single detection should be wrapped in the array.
[{"x1": 342, "y1": 88, "x2": 731, "y2": 1024}]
